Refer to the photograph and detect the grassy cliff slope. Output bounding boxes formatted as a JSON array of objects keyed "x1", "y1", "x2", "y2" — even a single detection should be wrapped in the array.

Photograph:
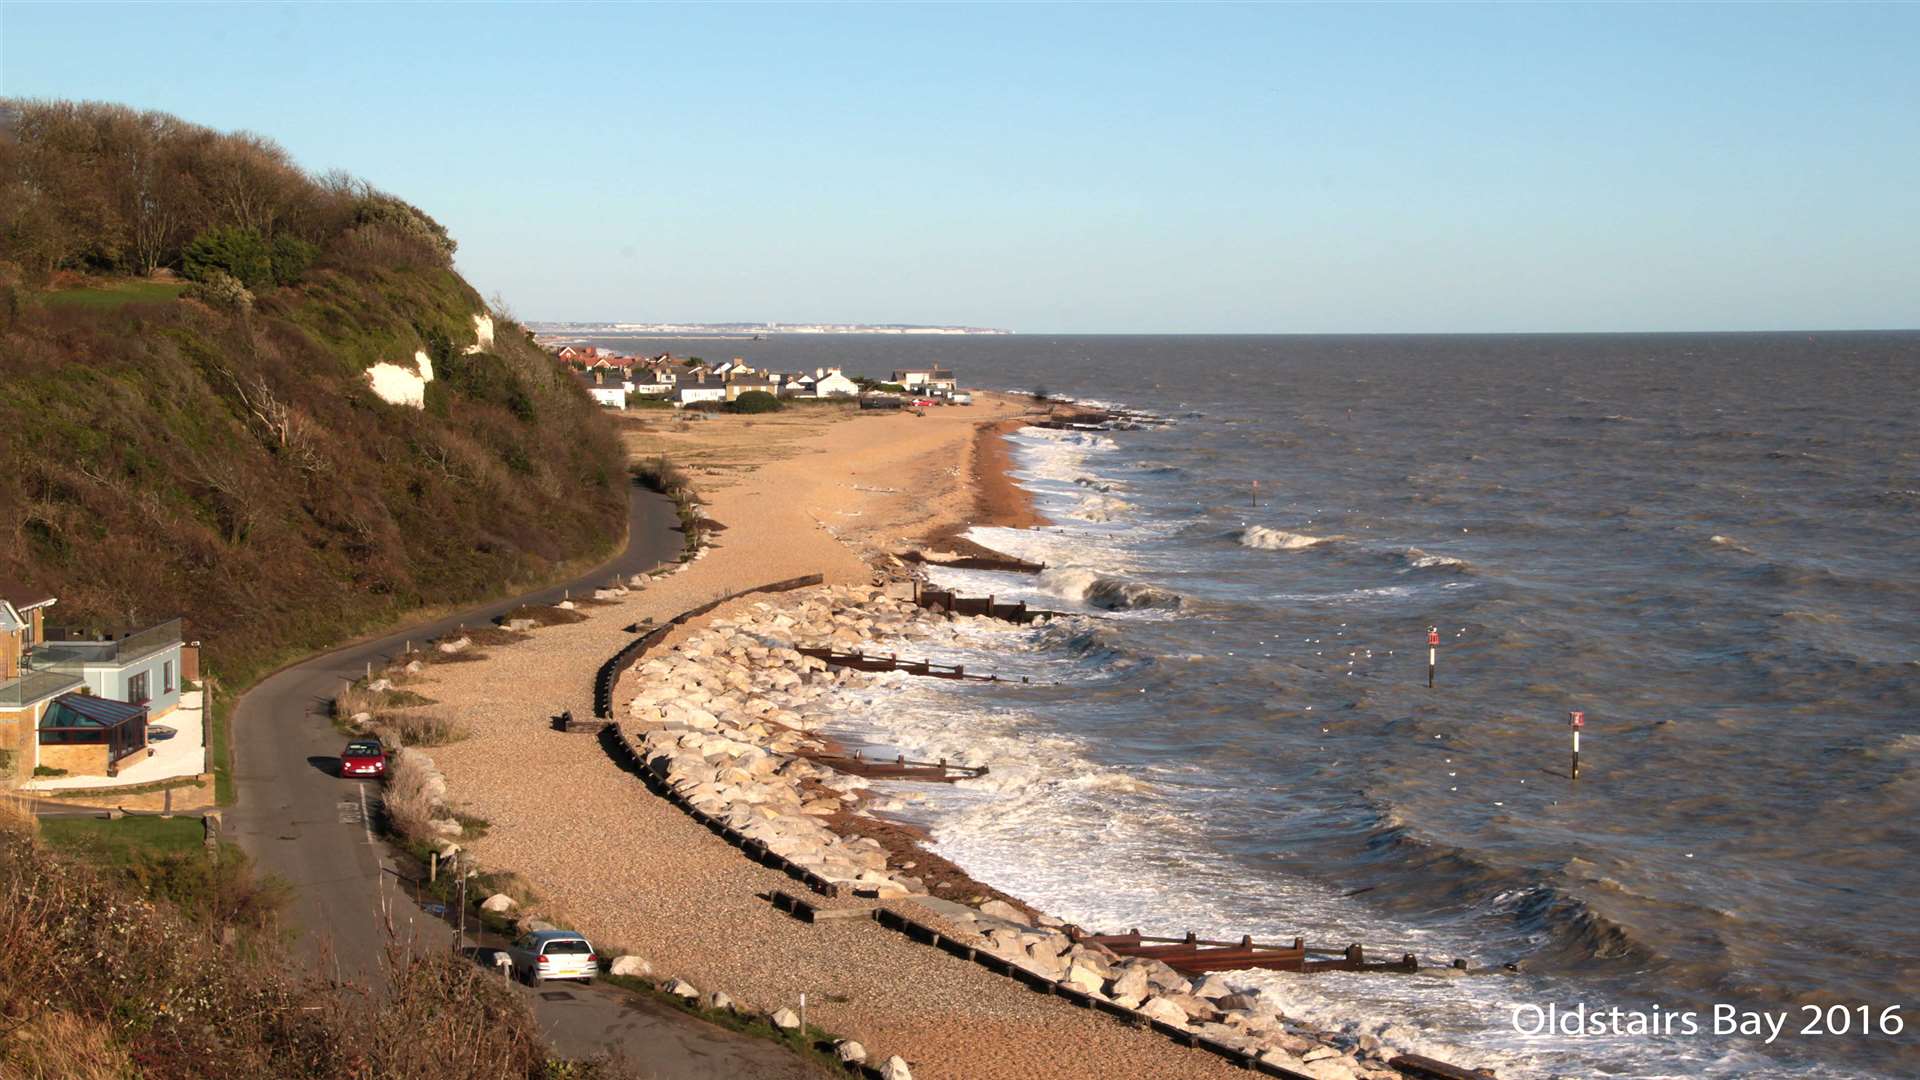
[{"x1": 0, "y1": 100, "x2": 627, "y2": 683}]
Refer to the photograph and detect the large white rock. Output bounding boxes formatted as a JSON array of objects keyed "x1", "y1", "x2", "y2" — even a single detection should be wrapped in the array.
[
  {"x1": 1138, "y1": 996, "x2": 1191, "y2": 1026},
  {"x1": 978, "y1": 899, "x2": 1030, "y2": 925},
  {"x1": 879, "y1": 1057, "x2": 913, "y2": 1080},
  {"x1": 770, "y1": 1007, "x2": 801, "y2": 1030},
  {"x1": 608, "y1": 955, "x2": 652, "y2": 978},
  {"x1": 1062, "y1": 959, "x2": 1106, "y2": 994},
  {"x1": 1106, "y1": 963, "x2": 1149, "y2": 1006},
  {"x1": 1191, "y1": 973, "x2": 1238, "y2": 1000},
  {"x1": 664, "y1": 978, "x2": 699, "y2": 999},
  {"x1": 479, "y1": 893, "x2": 516, "y2": 913},
  {"x1": 835, "y1": 1040, "x2": 867, "y2": 1064}
]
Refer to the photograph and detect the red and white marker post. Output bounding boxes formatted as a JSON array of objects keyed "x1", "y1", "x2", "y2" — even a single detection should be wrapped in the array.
[
  {"x1": 1427, "y1": 627, "x2": 1440, "y2": 688},
  {"x1": 1569, "y1": 710, "x2": 1585, "y2": 780}
]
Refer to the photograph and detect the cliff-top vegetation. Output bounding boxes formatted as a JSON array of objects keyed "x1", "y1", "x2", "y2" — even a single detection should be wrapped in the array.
[{"x1": 0, "y1": 99, "x2": 629, "y2": 684}]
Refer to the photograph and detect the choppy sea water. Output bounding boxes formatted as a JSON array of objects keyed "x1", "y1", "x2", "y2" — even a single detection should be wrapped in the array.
[{"x1": 591, "y1": 333, "x2": 1920, "y2": 1078}]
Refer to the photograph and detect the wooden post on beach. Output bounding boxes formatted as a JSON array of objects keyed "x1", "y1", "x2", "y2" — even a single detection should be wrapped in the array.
[
  {"x1": 1427, "y1": 627, "x2": 1439, "y2": 688},
  {"x1": 1569, "y1": 711, "x2": 1584, "y2": 780},
  {"x1": 1252, "y1": 479, "x2": 1258, "y2": 508}
]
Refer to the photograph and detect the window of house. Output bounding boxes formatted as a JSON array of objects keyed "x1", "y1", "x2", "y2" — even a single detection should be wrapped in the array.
[
  {"x1": 128, "y1": 671, "x2": 149, "y2": 705},
  {"x1": 163, "y1": 660, "x2": 174, "y2": 695}
]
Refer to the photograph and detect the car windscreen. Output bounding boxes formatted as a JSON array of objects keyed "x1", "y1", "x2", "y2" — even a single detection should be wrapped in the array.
[
  {"x1": 541, "y1": 939, "x2": 591, "y2": 954},
  {"x1": 345, "y1": 742, "x2": 381, "y2": 756}
]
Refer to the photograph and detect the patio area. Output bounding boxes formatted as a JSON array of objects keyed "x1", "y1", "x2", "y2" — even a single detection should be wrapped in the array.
[{"x1": 24, "y1": 689, "x2": 206, "y2": 791}]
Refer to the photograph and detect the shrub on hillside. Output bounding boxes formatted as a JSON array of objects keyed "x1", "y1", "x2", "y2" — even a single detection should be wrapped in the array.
[
  {"x1": 183, "y1": 226, "x2": 274, "y2": 290},
  {"x1": 725, "y1": 390, "x2": 782, "y2": 414},
  {"x1": 269, "y1": 233, "x2": 317, "y2": 285},
  {"x1": 183, "y1": 268, "x2": 254, "y2": 310},
  {"x1": 351, "y1": 192, "x2": 457, "y2": 262},
  {"x1": 0, "y1": 823, "x2": 625, "y2": 1077}
]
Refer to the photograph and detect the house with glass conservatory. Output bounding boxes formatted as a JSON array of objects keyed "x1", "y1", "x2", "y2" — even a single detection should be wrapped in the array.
[{"x1": 1, "y1": 580, "x2": 185, "y2": 779}]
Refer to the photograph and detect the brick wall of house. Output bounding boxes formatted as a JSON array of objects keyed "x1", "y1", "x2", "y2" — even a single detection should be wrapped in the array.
[
  {"x1": 0, "y1": 706, "x2": 31, "y2": 752},
  {"x1": 38, "y1": 742, "x2": 110, "y2": 777}
]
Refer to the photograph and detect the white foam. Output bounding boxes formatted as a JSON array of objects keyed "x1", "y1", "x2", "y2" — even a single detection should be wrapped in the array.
[
  {"x1": 1241, "y1": 525, "x2": 1338, "y2": 551},
  {"x1": 1402, "y1": 547, "x2": 1469, "y2": 570},
  {"x1": 1066, "y1": 494, "x2": 1135, "y2": 523}
]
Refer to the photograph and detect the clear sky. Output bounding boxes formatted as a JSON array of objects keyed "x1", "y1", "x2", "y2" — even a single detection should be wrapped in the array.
[{"x1": 3, "y1": 2, "x2": 1916, "y2": 333}]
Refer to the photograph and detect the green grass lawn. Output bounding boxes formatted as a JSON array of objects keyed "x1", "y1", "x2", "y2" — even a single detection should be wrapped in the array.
[
  {"x1": 43, "y1": 279, "x2": 189, "y2": 310},
  {"x1": 39, "y1": 815, "x2": 205, "y2": 865}
]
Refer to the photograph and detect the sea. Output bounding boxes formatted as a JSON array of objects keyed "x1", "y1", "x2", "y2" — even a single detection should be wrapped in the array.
[{"x1": 581, "y1": 332, "x2": 1920, "y2": 1079}]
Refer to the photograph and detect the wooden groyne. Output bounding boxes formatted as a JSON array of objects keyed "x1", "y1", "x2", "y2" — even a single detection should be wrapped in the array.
[
  {"x1": 796, "y1": 646, "x2": 1031, "y2": 684},
  {"x1": 900, "y1": 549, "x2": 1047, "y2": 573},
  {"x1": 798, "y1": 750, "x2": 989, "y2": 783},
  {"x1": 913, "y1": 582, "x2": 1063, "y2": 624},
  {"x1": 1069, "y1": 928, "x2": 1418, "y2": 977}
]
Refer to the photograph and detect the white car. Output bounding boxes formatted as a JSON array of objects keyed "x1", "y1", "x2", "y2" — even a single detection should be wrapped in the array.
[
  {"x1": 950, "y1": 392, "x2": 973, "y2": 405},
  {"x1": 506, "y1": 929, "x2": 597, "y2": 986}
]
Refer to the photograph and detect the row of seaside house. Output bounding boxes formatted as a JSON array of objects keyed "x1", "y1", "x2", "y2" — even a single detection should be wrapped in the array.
[
  {"x1": 1, "y1": 580, "x2": 193, "y2": 780},
  {"x1": 555, "y1": 347, "x2": 958, "y2": 410}
]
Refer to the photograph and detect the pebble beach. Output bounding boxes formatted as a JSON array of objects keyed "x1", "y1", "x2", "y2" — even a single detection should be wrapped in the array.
[{"x1": 393, "y1": 394, "x2": 1432, "y2": 1079}]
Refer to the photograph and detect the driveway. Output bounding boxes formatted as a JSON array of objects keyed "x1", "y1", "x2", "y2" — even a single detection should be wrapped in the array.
[{"x1": 224, "y1": 489, "x2": 813, "y2": 1076}]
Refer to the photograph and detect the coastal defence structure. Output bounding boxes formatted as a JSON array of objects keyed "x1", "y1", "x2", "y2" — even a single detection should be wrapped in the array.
[{"x1": 583, "y1": 581, "x2": 1496, "y2": 1080}]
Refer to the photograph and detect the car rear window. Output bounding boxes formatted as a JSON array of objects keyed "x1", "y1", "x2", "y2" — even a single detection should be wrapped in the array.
[{"x1": 542, "y1": 939, "x2": 591, "y2": 954}]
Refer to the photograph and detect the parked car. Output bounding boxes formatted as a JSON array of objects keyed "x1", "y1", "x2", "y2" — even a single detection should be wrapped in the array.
[
  {"x1": 339, "y1": 738, "x2": 386, "y2": 778},
  {"x1": 911, "y1": 398, "x2": 936, "y2": 408},
  {"x1": 506, "y1": 929, "x2": 597, "y2": 986},
  {"x1": 950, "y1": 392, "x2": 974, "y2": 405}
]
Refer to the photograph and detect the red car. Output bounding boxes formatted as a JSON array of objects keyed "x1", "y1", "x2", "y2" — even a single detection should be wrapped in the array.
[{"x1": 340, "y1": 738, "x2": 387, "y2": 778}]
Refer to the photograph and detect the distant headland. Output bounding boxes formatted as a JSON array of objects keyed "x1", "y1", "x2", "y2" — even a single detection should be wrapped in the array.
[{"x1": 528, "y1": 320, "x2": 1013, "y2": 337}]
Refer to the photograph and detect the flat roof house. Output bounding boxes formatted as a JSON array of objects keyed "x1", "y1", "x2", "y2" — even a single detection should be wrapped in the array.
[
  {"x1": 892, "y1": 367, "x2": 957, "y2": 392},
  {"x1": 1, "y1": 581, "x2": 185, "y2": 778}
]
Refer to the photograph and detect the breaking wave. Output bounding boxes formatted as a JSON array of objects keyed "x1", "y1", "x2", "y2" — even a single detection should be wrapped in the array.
[
  {"x1": 1397, "y1": 547, "x2": 1471, "y2": 572},
  {"x1": 1067, "y1": 494, "x2": 1135, "y2": 522},
  {"x1": 1036, "y1": 568, "x2": 1183, "y2": 611},
  {"x1": 1239, "y1": 525, "x2": 1338, "y2": 551}
]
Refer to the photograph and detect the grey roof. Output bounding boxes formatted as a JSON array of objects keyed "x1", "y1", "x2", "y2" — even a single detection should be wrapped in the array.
[{"x1": 42, "y1": 693, "x2": 146, "y2": 730}]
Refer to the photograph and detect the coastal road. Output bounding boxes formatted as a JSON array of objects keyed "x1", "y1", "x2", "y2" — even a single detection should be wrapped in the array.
[{"x1": 224, "y1": 488, "x2": 815, "y2": 1076}]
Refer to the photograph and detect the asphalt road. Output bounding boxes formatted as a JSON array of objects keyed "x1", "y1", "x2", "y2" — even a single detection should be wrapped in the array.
[{"x1": 224, "y1": 488, "x2": 815, "y2": 1076}]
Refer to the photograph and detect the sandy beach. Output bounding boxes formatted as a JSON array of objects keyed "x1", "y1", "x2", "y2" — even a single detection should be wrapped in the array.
[{"x1": 391, "y1": 394, "x2": 1395, "y2": 1079}]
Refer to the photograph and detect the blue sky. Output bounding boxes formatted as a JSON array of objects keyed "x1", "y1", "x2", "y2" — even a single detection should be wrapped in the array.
[{"x1": 3, "y1": 2, "x2": 1916, "y2": 332}]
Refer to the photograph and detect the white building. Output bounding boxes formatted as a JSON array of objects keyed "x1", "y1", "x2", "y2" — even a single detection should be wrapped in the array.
[
  {"x1": 577, "y1": 369, "x2": 628, "y2": 410},
  {"x1": 673, "y1": 376, "x2": 728, "y2": 407},
  {"x1": 891, "y1": 367, "x2": 957, "y2": 393},
  {"x1": 812, "y1": 367, "x2": 860, "y2": 397}
]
